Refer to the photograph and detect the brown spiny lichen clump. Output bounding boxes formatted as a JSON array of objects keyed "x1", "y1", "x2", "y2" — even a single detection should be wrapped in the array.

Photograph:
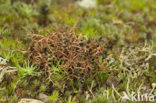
[{"x1": 27, "y1": 32, "x2": 114, "y2": 80}]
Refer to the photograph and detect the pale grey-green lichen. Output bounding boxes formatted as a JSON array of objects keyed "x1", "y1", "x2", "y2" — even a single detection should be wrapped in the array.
[{"x1": 0, "y1": 57, "x2": 16, "y2": 83}]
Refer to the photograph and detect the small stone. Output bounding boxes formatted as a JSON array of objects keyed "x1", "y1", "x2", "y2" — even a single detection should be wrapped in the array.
[
  {"x1": 38, "y1": 93, "x2": 49, "y2": 103},
  {"x1": 77, "y1": 0, "x2": 97, "y2": 9},
  {"x1": 18, "y1": 98, "x2": 44, "y2": 103},
  {"x1": 106, "y1": 76, "x2": 120, "y2": 87}
]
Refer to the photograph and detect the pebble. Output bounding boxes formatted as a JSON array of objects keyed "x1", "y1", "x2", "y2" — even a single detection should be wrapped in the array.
[{"x1": 18, "y1": 98, "x2": 45, "y2": 103}]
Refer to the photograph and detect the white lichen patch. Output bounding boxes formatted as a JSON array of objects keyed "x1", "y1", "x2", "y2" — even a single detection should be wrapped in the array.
[
  {"x1": 0, "y1": 57, "x2": 8, "y2": 65},
  {"x1": 0, "y1": 57, "x2": 16, "y2": 83},
  {"x1": 119, "y1": 44, "x2": 156, "y2": 78}
]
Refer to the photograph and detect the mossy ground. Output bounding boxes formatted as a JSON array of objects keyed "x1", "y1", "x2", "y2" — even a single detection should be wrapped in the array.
[{"x1": 0, "y1": 0, "x2": 156, "y2": 103}]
